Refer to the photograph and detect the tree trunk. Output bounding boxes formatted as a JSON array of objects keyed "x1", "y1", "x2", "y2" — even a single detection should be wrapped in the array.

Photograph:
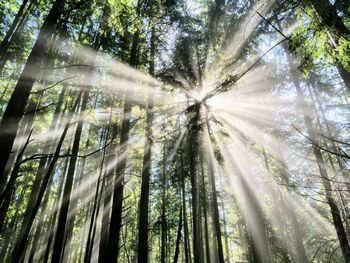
[
  {"x1": 173, "y1": 203, "x2": 183, "y2": 263},
  {"x1": 51, "y1": 90, "x2": 89, "y2": 262},
  {"x1": 161, "y1": 144, "x2": 167, "y2": 263},
  {"x1": 84, "y1": 126, "x2": 109, "y2": 263},
  {"x1": 0, "y1": 0, "x2": 33, "y2": 75},
  {"x1": 0, "y1": 0, "x2": 66, "y2": 190},
  {"x1": 286, "y1": 47, "x2": 350, "y2": 262},
  {"x1": 205, "y1": 115, "x2": 224, "y2": 263},
  {"x1": 42, "y1": 157, "x2": 69, "y2": 263},
  {"x1": 9, "y1": 93, "x2": 81, "y2": 263},
  {"x1": 186, "y1": 102, "x2": 203, "y2": 263},
  {"x1": 137, "y1": 25, "x2": 155, "y2": 263},
  {"x1": 27, "y1": 169, "x2": 54, "y2": 263},
  {"x1": 180, "y1": 153, "x2": 191, "y2": 263},
  {"x1": 102, "y1": 24, "x2": 140, "y2": 263},
  {"x1": 201, "y1": 159, "x2": 211, "y2": 263}
]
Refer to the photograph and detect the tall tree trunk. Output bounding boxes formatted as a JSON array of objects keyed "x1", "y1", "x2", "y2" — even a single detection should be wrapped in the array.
[
  {"x1": 9, "y1": 93, "x2": 81, "y2": 263},
  {"x1": 0, "y1": 0, "x2": 66, "y2": 190},
  {"x1": 0, "y1": 0, "x2": 34, "y2": 75},
  {"x1": 42, "y1": 156, "x2": 69, "y2": 263},
  {"x1": 98, "y1": 132, "x2": 117, "y2": 262},
  {"x1": 261, "y1": 150, "x2": 293, "y2": 263},
  {"x1": 27, "y1": 168, "x2": 53, "y2": 263},
  {"x1": 161, "y1": 144, "x2": 167, "y2": 263},
  {"x1": 0, "y1": 130, "x2": 32, "y2": 232},
  {"x1": 273, "y1": 136, "x2": 309, "y2": 263},
  {"x1": 200, "y1": 158, "x2": 211, "y2": 263},
  {"x1": 308, "y1": 81, "x2": 350, "y2": 194},
  {"x1": 186, "y1": 102, "x2": 203, "y2": 263},
  {"x1": 84, "y1": 125, "x2": 109, "y2": 263},
  {"x1": 173, "y1": 207, "x2": 183, "y2": 263},
  {"x1": 180, "y1": 153, "x2": 191, "y2": 263},
  {"x1": 5, "y1": 83, "x2": 67, "y2": 258},
  {"x1": 205, "y1": 115, "x2": 224, "y2": 263},
  {"x1": 102, "y1": 18, "x2": 140, "y2": 261},
  {"x1": 0, "y1": 81, "x2": 66, "y2": 233},
  {"x1": 51, "y1": 90, "x2": 89, "y2": 263},
  {"x1": 285, "y1": 47, "x2": 350, "y2": 262},
  {"x1": 137, "y1": 25, "x2": 155, "y2": 263}
]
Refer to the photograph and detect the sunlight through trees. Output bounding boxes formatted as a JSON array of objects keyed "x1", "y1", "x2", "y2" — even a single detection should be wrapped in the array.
[{"x1": 0, "y1": 0, "x2": 350, "y2": 262}]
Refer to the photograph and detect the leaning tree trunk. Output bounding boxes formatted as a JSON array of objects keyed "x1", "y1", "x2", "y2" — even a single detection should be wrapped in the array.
[
  {"x1": 9, "y1": 93, "x2": 81, "y2": 263},
  {"x1": 0, "y1": 0, "x2": 34, "y2": 75},
  {"x1": 285, "y1": 47, "x2": 350, "y2": 262},
  {"x1": 0, "y1": 0, "x2": 66, "y2": 191}
]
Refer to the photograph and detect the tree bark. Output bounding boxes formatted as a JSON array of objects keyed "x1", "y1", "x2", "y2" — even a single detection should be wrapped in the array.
[
  {"x1": 0, "y1": 0, "x2": 66, "y2": 191},
  {"x1": 205, "y1": 114, "x2": 224, "y2": 263},
  {"x1": 286, "y1": 47, "x2": 350, "y2": 262},
  {"x1": 199, "y1": 155, "x2": 211, "y2": 263},
  {"x1": 9, "y1": 93, "x2": 81, "y2": 263},
  {"x1": 173, "y1": 207, "x2": 183, "y2": 263},
  {"x1": 180, "y1": 153, "x2": 191, "y2": 263},
  {"x1": 51, "y1": 90, "x2": 89, "y2": 262},
  {"x1": 101, "y1": 16, "x2": 140, "y2": 261},
  {"x1": 0, "y1": 0, "x2": 33, "y2": 75},
  {"x1": 84, "y1": 125, "x2": 109, "y2": 263},
  {"x1": 137, "y1": 25, "x2": 155, "y2": 263},
  {"x1": 160, "y1": 144, "x2": 167, "y2": 263}
]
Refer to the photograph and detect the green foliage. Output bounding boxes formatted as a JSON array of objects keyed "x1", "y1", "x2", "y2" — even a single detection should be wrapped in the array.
[{"x1": 290, "y1": 3, "x2": 350, "y2": 76}]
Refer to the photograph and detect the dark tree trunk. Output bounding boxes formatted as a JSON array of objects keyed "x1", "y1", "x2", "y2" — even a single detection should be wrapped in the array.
[
  {"x1": 0, "y1": 0, "x2": 33, "y2": 75},
  {"x1": 0, "y1": 0, "x2": 66, "y2": 190},
  {"x1": 42, "y1": 157, "x2": 69, "y2": 263},
  {"x1": 200, "y1": 159, "x2": 211, "y2": 263},
  {"x1": 9, "y1": 93, "x2": 81, "y2": 263},
  {"x1": 98, "y1": 141, "x2": 116, "y2": 262},
  {"x1": 27, "y1": 169, "x2": 53, "y2": 263},
  {"x1": 137, "y1": 25, "x2": 155, "y2": 263},
  {"x1": 0, "y1": 79, "x2": 66, "y2": 233},
  {"x1": 161, "y1": 144, "x2": 167, "y2": 263},
  {"x1": 51, "y1": 90, "x2": 89, "y2": 262},
  {"x1": 180, "y1": 153, "x2": 191, "y2": 263},
  {"x1": 186, "y1": 102, "x2": 203, "y2": 263},
  {"x1": 0, "y1": 130, "x2": 32, "y2": 232},
  {"x1": 173, "y1": 203, "x2": 183, "y2": 263},
  {"x1": 98, "y1": 119, "x2": 119, "y2": 263},
  {"x1": 84, "y1": 126, "x2": 109, "y2": 263},
  {"x1": 286, "y1": 48, "x2": 350, "y2": 262},
  {"x1": 102, "y1": 23, "x2": 140, "y2": 263},
  {"x1": 205, "y1": 115, "x2": 224, "y2": 263}
]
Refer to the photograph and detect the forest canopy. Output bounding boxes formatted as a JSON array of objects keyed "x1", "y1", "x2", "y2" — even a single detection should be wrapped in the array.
[{"x1": 0, "y1": 0, "x2": 350, "y2": 262}]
